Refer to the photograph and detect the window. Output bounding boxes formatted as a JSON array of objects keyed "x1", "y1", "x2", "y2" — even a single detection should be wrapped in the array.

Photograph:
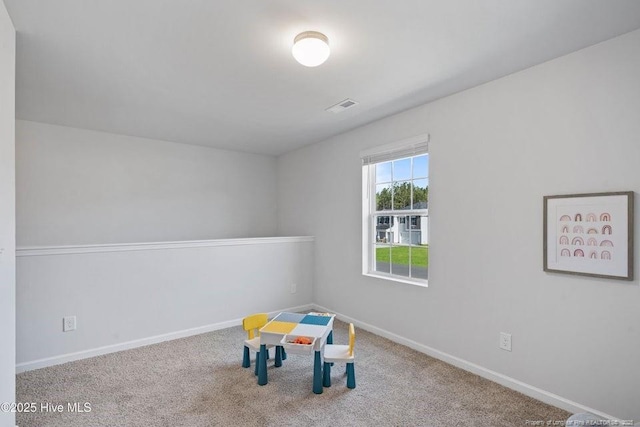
[{"x1": 361, "y1": 135, "x2": 429, "y2": 285}]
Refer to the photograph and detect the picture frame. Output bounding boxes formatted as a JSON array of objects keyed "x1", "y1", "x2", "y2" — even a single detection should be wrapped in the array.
[{"x1": 543, "y1": 191, "x2": 634, "y2": 281}]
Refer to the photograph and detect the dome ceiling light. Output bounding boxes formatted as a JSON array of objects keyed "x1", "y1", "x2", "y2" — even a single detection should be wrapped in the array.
[{"x1": 292, "y1": 31, "x2": 330, "y2": 67}]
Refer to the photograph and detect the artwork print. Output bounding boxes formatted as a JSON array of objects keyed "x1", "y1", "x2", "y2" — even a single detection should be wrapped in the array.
[{"x1": 543, "y1": 192, "x2": 633, "y2": 280}]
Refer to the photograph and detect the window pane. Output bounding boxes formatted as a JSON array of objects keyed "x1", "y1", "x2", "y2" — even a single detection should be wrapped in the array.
[
  {"x1": 413, "y1": 154, "x2": 428, "y2": 179},
  {"x1": 408, "y1": 230, "x2": 422, "y2": 244},
  {"x1": 409, "y1": 215, "x2": 421, "y2": 230},
  {"x1": 393, "y1": 158, "x2": 411, "y2": 181},
  {"x1": 389, "y1": 244, "x2": 410, "y2": 277},
  {"x1": 413, "y1": 179, "x2": 428, "y2": 209},
  {"x1": 374, "y1": 244, "x2": 391, "y2": 274},
  {"x1": 376, "y1": 162, "x2": 392, "y2": 183},
  {"x1": 396, "y1": 215, "x2": 408, "y2": 244},
  {"x1": 375, "y1": 215, "x2": 393, "y2": 243},
  {"x1": 393, "y1": 181, "x2": 412, "y2": 210},
  {"x1": 411, "y1": 244, "x2": 428, "y2": 280},
  {"x1": 376, "y1": 184, "x2": 392, "y2": 211}
]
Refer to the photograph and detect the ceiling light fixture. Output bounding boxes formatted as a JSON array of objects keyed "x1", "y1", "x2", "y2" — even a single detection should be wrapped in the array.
[{"x1": 292, "y1": 31, "x2": 330, "y2": 67}]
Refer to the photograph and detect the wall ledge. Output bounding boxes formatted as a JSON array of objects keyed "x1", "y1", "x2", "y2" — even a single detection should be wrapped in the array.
[{"x1": 16, "y1": 236, "x2": 315, "y2": 257}]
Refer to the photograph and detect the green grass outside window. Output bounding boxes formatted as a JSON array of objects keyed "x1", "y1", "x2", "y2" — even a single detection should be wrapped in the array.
[{"x1": 375, "y1": 245, "x2": 428, "y2": 267}]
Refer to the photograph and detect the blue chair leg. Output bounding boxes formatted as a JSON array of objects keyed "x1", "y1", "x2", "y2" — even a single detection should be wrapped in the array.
[
  {"x1": 254, "y1": 351, "x2": 259, "y2": 376},
  {"x1": 346, "y1": 363, "x2": 356, "y2": 389},
  {"x1": 275, "y1": 346, "x2": 282, "y2": 367},
  {"x1": 242, "y1": 346, "x2": 250, "y2": 368},
  {"x1": 323, "y1": 361, "x2": 331, "y2": 387},
  {"x1": 281, "y1": 347, "x2": 287, "y2": 360}
]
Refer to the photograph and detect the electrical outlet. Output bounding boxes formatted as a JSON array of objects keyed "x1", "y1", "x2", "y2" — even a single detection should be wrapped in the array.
[
  {"x1": 499, "y1": 332, "x2": 512, "y2": 351},
  {"x1": 63, "y1": 316, "x2": 77, "y2": 332},
  {"x1": 290, "y1": 283, "x2": 297, "y2": 294}
]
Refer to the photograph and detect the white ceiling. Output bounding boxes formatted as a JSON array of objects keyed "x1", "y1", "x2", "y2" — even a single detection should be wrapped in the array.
[{"x1": 5, "y1": 1, "x2": 640, "y2": 156}]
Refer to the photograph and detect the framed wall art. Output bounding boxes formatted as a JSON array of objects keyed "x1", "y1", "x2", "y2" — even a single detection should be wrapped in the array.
[{"x1": 543, "y1": 191, "x2": 634, "y2": 280}]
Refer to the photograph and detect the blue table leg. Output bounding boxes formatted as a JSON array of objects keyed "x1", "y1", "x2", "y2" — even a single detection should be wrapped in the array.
[
  {"x1": 275, "y1": 346, "x2": 283, "y2": 367},
  {"x1": 313, "y1": 350, "x2": 323, "y2": 394},
  {"x1": 258, "y1": 344, "x2": 268, "y2": 386}
]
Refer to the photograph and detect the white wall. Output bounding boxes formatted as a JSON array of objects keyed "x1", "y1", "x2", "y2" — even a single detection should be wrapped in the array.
[
  {"x1": 16, "y1": 237, "x2": 314, "y2": 368},
  {"x1": 16, "y1": 120, "x2": 278, "y2": 246},
  {"x1": 0, "y1": 1, "x2": 15, "y2": 426},
  {"x1": 278, "y1": 30, "x2": 640, "y2": 420}
]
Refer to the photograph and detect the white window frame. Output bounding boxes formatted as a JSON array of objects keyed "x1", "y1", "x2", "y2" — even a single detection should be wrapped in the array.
[{"x1": 361, "y1": 134, "x2": 430, "y2": 287}]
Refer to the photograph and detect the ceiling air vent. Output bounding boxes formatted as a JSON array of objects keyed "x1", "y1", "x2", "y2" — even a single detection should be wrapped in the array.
[{"x1": 326, "y1": 98, "x2": 359, "y2": 113}]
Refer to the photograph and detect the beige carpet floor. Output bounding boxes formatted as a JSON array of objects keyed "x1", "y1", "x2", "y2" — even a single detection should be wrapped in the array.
[{"x1": 16, "y1": 318, "x2": 570, "y2": 426}]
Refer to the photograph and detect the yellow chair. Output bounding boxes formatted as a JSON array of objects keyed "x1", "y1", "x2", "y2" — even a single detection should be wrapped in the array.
[
  {"x1": 242, "y1": 313, "x2": 273, "y2": 375},
  {"x1": 322, "y1": 323, "x2": 356, "y2": 388}
]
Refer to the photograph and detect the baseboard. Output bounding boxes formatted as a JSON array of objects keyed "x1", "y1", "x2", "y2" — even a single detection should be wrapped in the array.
[
  {"x1": 16, "y1": 303, "x2": 314, "y2": 373},
  {"x1": 312, "y1": 304, "x2": 620, "y2": 422}
]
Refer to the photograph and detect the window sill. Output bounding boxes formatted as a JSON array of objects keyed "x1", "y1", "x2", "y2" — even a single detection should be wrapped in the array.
[{"x1": 363, "y1": 272, "x2": 428, "y2": 288}]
